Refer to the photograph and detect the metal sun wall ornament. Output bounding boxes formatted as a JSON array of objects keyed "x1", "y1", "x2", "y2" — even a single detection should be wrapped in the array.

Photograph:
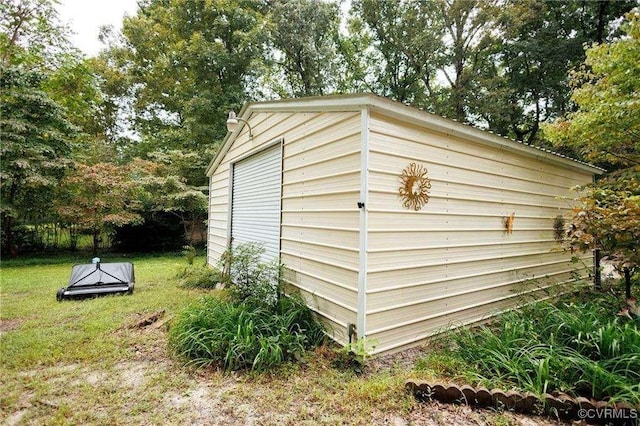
[
  {"x1": 504, "y1": 212, "x2": 515, "y2": 234},
  {"x1": 553, "y1": 215, "x2": 566, "y2": 242},
  {"x1": 399, "y1": 162, "x2": 432, "y2": 211}
]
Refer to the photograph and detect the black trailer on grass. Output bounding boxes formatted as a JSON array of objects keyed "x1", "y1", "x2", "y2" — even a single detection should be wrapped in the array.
[{"x1": 56, "y1": 261, "x2": 135, "y2": 301}]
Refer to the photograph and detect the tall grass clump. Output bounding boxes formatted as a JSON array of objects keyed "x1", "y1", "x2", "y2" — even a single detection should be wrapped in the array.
[
  {"x1": 438, "y1": 288, "x2": 640, "y2": 405},
  {"x1": 169, "y1": 295, "x2": 324, "y2": 371},
  {"x1": 169, "y1": 243, "x2": 324, "y2": 371},
  {"x1": 176, "y1": 264, "x2": 224, "y2": 289}
]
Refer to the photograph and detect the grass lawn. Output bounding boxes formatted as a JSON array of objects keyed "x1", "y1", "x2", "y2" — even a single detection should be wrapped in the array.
[{"x1": 0, "y1": 253, "x2": 577, "y2": 425}]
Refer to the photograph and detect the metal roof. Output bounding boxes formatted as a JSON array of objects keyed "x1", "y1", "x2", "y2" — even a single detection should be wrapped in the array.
[{"x1": 206, "y1": 93, "x2": 604, "y2": 176}]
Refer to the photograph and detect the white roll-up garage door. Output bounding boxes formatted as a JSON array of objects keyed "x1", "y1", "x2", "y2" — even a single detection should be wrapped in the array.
[{"x1": 231, "y1": 143, "x2": 282, "y2": 262}]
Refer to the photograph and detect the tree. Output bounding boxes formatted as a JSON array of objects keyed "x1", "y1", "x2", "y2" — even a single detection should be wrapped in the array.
[
  {"x1": 547, "y1": 12, "x2": 640, "y2": 298},
  {"x1": 0, "y1": 65, "x2": 74, "y2": 256},
  {"x1": 546, "y1": 11, "x2": 640, "y2": 169},
  {"x1": 56, "y1": 162, "x2": 142, "y2": 255},
  {"x1": 473, "y1": 0, "x2": 636, "y2": 144},
  {"x1": 263, "y1": 0, "x2": 343, "y2": 97},
  {"x1": 2, "y1": 0, "x2": 117, "y2": 161},
  {"x1": 346, "y1": 0, "x2": 445, "y2": 110},
  {"x1": 347, "y1": 0, "x2": 501, "y2": 121},
  {"x1": 132, "y1": 151, "x2": 208, "y2": 246},
  {"x1": 565, "y1": 169, "x2": 640, "y2": 298},
  {"x1": 110, "y1": 0, "x2": 267, "y2": 153},
  {"x1": 0, "y1": 0, "x2": 72, "y2": 69},
  {"x1": 436, "y1": 0, "x2": 498, "y2": 121}
]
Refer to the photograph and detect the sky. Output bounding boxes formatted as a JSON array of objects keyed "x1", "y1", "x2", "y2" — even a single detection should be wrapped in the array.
[{"x1": 57, "y1": 0, "x2": 139, "y2": 57}]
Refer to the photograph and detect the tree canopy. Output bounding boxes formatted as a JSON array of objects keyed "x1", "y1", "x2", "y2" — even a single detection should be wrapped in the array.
[
  {"x1": 2, "y1": 0, "x2": 639, "y2": 257},
  {"x1": 546, "y1": 12, "x2": 640, "y2": 169},
  {"x1": 545, "y1": 12, "x2": 640, "y2": 296},
  {"x1": 0, "y1": 65, "x2": 75, "y2": 255}
]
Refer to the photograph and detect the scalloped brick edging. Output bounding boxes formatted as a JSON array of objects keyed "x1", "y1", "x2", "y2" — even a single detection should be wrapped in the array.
[{"x1": 405, "y1": 380, "x2": 639, "y2": 425}]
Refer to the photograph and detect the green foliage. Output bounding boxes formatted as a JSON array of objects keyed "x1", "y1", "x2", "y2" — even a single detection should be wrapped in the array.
[
  {"x1": 544, "y1": 12, "x2": 640, "y2": 288},
  {"x1": 0, "y1": 0, "x2": 73, "y2": 69},
  {"x1": 168, "y1": 295, "x2": 324, "y2": 371},
  {"x1": 42, "y1": 53, "x2": 126, "y2": 166},
  {"x1": 177, "y1": 264, "x2": 224, "y2": 290},
  {"x1": 332, "y1": 338, "x2": 377, "y2": 374},
  {"x1": 564, "y1": 169, "x2": 640, "y2": 272},
  {"x1": 131, "y1": 153, "x2": 209, "y2": 247},
  {"x1": 183, "y1": 245, "x2": 197, "y2": 265},
  {"x1": 170, "y1": 242, "x2": 324, "y2": 371},
  {"x1": 264, "y1": 0, "x2": 343, "y2": 97},
  {"x1": 439, "y1": 289, "x2": 640, "y2": 404},
  {"x1": 56, "y1": 162, "x2": 142, "y2": 255},
  {"x1": 115, "y1": 0, "x2": 266, "y2": 153},
  {"x1": 347, "y1": 0, "x2": 446, "y2": 110},
  {"x1": 0, "y1": 65, "x2": 75, "y2": 256},
  {"x1": 475, "y1": 0, "x2": 635, "y2": 144},
  {"x1": 222, "y1": 242, "x2": 282, "y2": 309},
  {"x1": 349, "y1": 0, "x2": 634, "y2": 142},
  {"x1": 546, "y1": 11, "x2": 640, "y2": 168}
]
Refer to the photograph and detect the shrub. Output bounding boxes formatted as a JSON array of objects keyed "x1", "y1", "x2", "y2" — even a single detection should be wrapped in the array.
[
  {"x1": 112, "y1": 212, "x2": 186, "y2": 253},
  {"x1": 0, "y1": 225, "x2": 44, "y2": 254},
  {"x1": 177, "y1": 264, "x2": 224, "y2": 289},
  {"x1": 221, "y1": 242, "x2": 281, "y2": 308},
  {"x1": 169, "y1": 242, "x2": 324, "y2": 371},
  {"x1": 168, "y1": 294, "x2": 324, "y2": 371},
  {"x1": 439, "y1": 288, "x2": 640, "y2": 404}
]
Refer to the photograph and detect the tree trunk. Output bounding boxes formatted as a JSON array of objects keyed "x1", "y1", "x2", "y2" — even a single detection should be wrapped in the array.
[
  {"x1": 3, "y1": 182, "x2": 19, "y2": 257},
  {"x1": 92, "y1": 231, "x2": 99, "y2": 256},
  {"x1": 596, "y1": 1, "x2": 608, "y2": 44},
  {"x1": 2, "y1": 215, "x2": 17, "y2": 258}
]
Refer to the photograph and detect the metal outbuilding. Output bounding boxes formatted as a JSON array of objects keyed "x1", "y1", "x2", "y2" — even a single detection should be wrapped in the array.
[{"x1": 206, "y1": 94, "x2": 602, "y2": 355}]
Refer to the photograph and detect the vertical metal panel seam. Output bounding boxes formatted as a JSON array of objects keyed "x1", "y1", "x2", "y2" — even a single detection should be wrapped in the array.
[
  {"x1": 206, "y1": 178, "x2": 213, "y2": 263},
  {"x1": 357, "y1": 106, "x2": 369, "y2": 340},
  {"x1": 278, "y1": 137, "x2": 284, "y2": 260},
  {"x1": 226, "y1": 164, "x2": 234, "y2": 250}
]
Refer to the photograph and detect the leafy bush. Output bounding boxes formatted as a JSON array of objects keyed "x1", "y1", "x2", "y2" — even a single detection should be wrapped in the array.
[
  {"x1": 438, "y1": 288, "x2": 640, "y2": 404},
  {"x1": 222, "y1": 242, "x2": 281, "y2": 308},
  {"x1": 177, "y1": 264, "x2": 224, "y2": 289},
  {"x1": 170, "y1": 242, "x2": 324, "y2": 371},
  {"x1": 112, "y1": 212, "x2": 186, "y2": 253},
  {"x1": 1, "y1": 225, "x2": 44, "y2": 254},
  {"x1": 168, "y1": 294, "x2": 324, "y2": 371}
]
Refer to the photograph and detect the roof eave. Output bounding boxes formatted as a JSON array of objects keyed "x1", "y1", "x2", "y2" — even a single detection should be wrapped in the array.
[
  {"x1": 366, "y1": 97, "x2": 604, "y2": 175},
  {"x1": 206, "y1": 94, "x2": 604, "y2": 177}
]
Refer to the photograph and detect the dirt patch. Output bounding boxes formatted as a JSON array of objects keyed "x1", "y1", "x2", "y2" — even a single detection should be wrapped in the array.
[
  {"x1": 85, "y1": 371, "x2": 108, "y2": 386},
  {"x1": 115, "y1": 361, "x2": 154, "y2": 389},
  {"x1": 164, "y1": 381, "x2": 232, "y2": 425},
  {"x1": 368, "y1": 346, "x2": 430, "y2": 373},
  {"x1": 122, "y1": 310, "x2": 168, "y2": 330},
  {"x1": 4, "y1": 410, "x2": 27, "y2": 426},
  {"x1": 406, "y1": 401, "x2": 565, "y2": 425},
  {"x1": 0, "y1": 318, "x2": 22, "y2": 333}
]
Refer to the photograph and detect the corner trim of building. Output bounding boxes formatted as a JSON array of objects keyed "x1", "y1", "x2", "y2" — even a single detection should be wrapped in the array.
[{"x1": 357, "y1": 106, "x2": 369, "y2": 341}]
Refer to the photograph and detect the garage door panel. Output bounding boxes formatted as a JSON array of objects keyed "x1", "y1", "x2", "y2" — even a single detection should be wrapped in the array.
[{"x1": 231, "y1": 143, "x2": 282, "y2": 262}]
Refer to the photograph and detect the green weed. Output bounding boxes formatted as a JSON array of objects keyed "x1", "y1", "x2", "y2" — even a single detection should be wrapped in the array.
[
  {"x1": 435, "y1": 287, "x2": 640, "y2": 404},
  {"x1": 168, "y1": 294, "x2": 324, "y2": 371},
  {"x1": 176, "y1": 264, "x2": 224, "y2": 289}
]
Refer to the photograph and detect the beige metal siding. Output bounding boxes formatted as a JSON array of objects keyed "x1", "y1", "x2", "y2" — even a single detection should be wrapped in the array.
[
  {"x1": 280, "y1": 112, "x2": 361, "y2": 344},
  {"x1": 207, "y1": 95, "x2": 599, "y2": 356},
  {"x1": 207, "y1": 111, "x2": 362, "y2": 344},
  {"x1": 365, "y1": 112, "x2": 593, "y2": 354}
]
